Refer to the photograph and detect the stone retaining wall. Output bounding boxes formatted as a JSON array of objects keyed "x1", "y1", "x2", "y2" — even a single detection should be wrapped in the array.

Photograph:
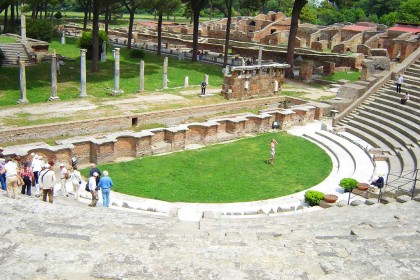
[{"x1": 5, "y1": 104, "x2": 321, "y2": 166}]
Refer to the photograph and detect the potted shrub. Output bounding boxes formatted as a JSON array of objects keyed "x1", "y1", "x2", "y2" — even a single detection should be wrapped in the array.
[
  {"x1": 305, "y1": 190, "x2": 325, "y2": 206},
  {"x1": 339, "y1": 178, "x2": 358, "y2": 192}
]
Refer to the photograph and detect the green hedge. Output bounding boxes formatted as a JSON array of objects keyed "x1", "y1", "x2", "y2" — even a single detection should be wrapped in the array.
[
  {"x1": 78, "y1": 30, "x2": 109, "y2": 60},
  {"x1": 26, "y1": 19, "x2": 57, "y2": 42},
  {"x1": 305, "y1": 190, "x2": 325, "y2": 206}
]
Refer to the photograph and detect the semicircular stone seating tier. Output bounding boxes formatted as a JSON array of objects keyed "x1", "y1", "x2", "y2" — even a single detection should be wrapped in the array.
[
  {"x1": 334, "y1": 57, "x2": 420, "y2": 196},
  {"x1": 1, "y1": 190, "x2": 419, "y2": 279}
]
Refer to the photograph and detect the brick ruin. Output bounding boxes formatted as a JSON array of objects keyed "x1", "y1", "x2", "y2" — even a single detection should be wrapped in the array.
[
  {"x1": 4, "y1": 103, "x2": 328, "y2": 166},
  {"x1": 221, "y1": 63, "x2": 289, "y2": 100}
]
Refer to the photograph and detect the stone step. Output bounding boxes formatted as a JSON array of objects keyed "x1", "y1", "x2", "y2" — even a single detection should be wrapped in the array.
[
  {"x1": 366, "y1": 98, "x2": 420, "y2": 125},
  {"x1": 371, "y1": 95, "x2": 420, "y2": 117},
  {"x1": 341, "y1": 125, "x2": 402, "y2": 174},
  {"x1": 380, "y1": 87, "x2": 420, "y2": 99},
  {"x1": 351, "y1": 110, "x2": 420, "y2": 147},
  {"x1": 356, "y1": 106, "x2": 420, "y2": 136}
]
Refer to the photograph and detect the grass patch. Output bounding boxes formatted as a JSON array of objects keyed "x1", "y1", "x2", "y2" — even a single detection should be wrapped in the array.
[
  {"x1": 0, "y1": 36, "x2": 18, "y2": 43},
  {"x1": 82, "y1": 132, "x2": 332, "y2": 203},
  {"x1": 0, "y1": 37, "x2": 224, "y2": 107},
  {"x1": 323, "y1": 71, "x2": 361, "y2": 83}
]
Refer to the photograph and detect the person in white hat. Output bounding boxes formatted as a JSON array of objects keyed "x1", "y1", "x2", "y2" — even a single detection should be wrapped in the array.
[
  {"x1": 59, "y1": 163, "x2": 70, "y2": 197},
  {"x1": 31, "y1": 155, "x2": 43, "y2": 197},
  {"x1": 39, "y1": 163, "x2": 55, "y2": 203},
  {"x1": 88, "y1": 172, "x2": 99, "y2": 207}
]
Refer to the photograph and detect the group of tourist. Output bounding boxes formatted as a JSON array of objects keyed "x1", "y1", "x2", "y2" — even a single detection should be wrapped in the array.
[
  {"x1": 0, "y1": 150, "x2": 113, "y2": 208},
  {"x1": 396, "y1": 74, "x2": 410, "y2": 105}
]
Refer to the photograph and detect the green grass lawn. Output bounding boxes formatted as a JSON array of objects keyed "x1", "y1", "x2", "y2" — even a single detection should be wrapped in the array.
[
  {"x1": 0, "y1": 36, "x2": 18, "y2": 43},
  {"x1": 82, "y1": 132, "x2": 332, "y2": 203},
  {"x1": 323, "y1": 71, "x2": 361, "y2": 82},
  {"x1": 0, "y1": 37, "x2": 224, "y2": 106}
]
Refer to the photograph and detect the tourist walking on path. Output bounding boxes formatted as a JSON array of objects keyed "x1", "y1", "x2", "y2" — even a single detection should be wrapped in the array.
[
  {"x1": 19, "y1": 161, "x2": 34, "y2": 196},
  {"x1": 0, "y1": 158, "x2": 6, "y2": 191},
  {"x1": 1, "y1": 157, "x2": 19, "y2": 199},
  {"x1": 40, "y1": 163, "x2": 56, "y2": 203},
  {"x1": 59, "y1": 163, "x2": 70, "y2": 197},
  {"x1": 89, "y1": 163, "x2": 101, "y2": 186},
  {"x1": 31, "y1": 155, "x2": 43, "y2": 197},
  {"x1": 266, "y1": 139, "x2": 279, "y2": 165},
  {"x1": 396, "y1": 74, "x2": 403, "y2": 93},
  {"x1": 71, "y1": 166, "x2": 82, "y2": 200},
  {"x1": 88, "y1": 172, "x2": 99, "y2": 207},
  {"x1": 98, "y1": 170, "x2": 113, "y2": 208}
]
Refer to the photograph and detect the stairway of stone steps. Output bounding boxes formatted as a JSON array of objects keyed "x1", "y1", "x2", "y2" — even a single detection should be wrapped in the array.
[
  {"x1": 0, "y1": 43, "x2": 30, "y2": 65},
  {"x1": 1, "y1": 193, "x2": 419, "y2": 279},
  {"x1": 335, "y1": 57, "x2": 420, "y2": 193}
]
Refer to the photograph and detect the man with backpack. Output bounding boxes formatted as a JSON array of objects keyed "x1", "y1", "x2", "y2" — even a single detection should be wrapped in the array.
[{"x1": 40, "y1": 164, "x2": 56, "y2": 203}]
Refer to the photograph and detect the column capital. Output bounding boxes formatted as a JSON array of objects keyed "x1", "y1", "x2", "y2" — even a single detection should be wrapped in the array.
[{"x1": 80, "y1": 49, "x2": 87, "y2": 55}]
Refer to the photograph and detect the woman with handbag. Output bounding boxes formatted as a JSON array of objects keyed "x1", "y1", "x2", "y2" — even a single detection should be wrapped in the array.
[{"x1": 19, "y1": 161, "x2": 34, "y2": 196}]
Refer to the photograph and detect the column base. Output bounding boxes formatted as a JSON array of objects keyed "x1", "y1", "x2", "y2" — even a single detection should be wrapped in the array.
[
  {"x1": 48, "y1": 96, "x2": 60, "y2": 101},
  {"x1": 79, "y1": 93, "x2": 88, "y2": 98},
  {"x1": 17, "y1": 98, "x2": 29, "y2": 104},
  {"x1": 111, "y1": 89, "x2": 124, "y2": 95}
]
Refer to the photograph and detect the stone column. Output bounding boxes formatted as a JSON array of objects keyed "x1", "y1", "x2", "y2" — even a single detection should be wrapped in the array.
[
  {"x1": 184, "y1": 76, "x2": 189, "y2": 88},
  {"x1": 241, "y1": 58, "x2": 245, "y2": 66},
  {"x1": 299, "y1": 60, "x2": 314, "y2": 82},
  {"x1": 17, "y1": 59, "x2": 29, "y2": 104},
  {"x1": 61, "y1": 30, "x2": 66, "y2": 44},
  {"x1": 49, "y1": 51, "x2": 59, "y2": 101},
  {"x1": 139, "y1": 60, "x2": 144, "y2": 92},
  {"x1": 20, "y1": 4, "x2": 26, "y2": 44},
  {"x1": 112, "y1": 48, "x2": 124, "y2": 95},
  {"x1": 79, "y1": 49, "x2": 88, "y2": 98},
  {"x1": 274, "y1": 80, "x2": 279, "y2": 93},
  {"x1": 101, "y1": 41, "x2": 107, "y2": 62},
  {"x1": 258, "y1": 47, "x2": 263, "y2": 66},
  {"x1": 204, "y1": 74, "x2": 209, "y2": 86},
  {"x1": 162, "y1": 56, "x2": 168, "y2": 89}
]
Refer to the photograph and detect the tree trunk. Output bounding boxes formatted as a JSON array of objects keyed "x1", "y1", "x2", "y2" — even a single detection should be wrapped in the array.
[
  {"x1": 10, "y1": 1, "x2": 15, "y2": 31},
  {"x1": 127, "y1": 9, "x2": 135, "y2": 49},
  {"x1": 88, "y1": 0, "x2": 92, "y2": 21},
  {"x1": 157, "y1": 12, "x2": 163, "y2": 56},
  {"x1": 222, "y1": 0, "x2": 233, "y2": 68},
  {"x1": 191, "y1": 2, "x2": 201, "y2": 63},
  {"x1": 91, "y1": 0, "x2": 100, "y2": 73},
  {"x1": 104, "y1": 6, "x2": 109, "y2": 34},
  {"x1": 285, "y1": 0, "x2": 307, "y2": 78},
  {"x1": 4, "y1": 5, "x2": 8, "y2": 32},
  {"x1": 44, "y1": 0, "x2": 48, "y2": 20}
]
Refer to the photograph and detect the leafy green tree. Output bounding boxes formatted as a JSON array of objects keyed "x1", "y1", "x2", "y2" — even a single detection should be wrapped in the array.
[
  {"x1": 148, "y1": 0, "x2": 181, "y2": 55},
  {"x1": 340, "y1": 7, "x2": 366, "y2": 23},
  {"x1": 398, "y1": 0, "x2": 420, "y2": 23},
  {"x1": 123, "y1": 0, "x2": 143, "y2": 49},
  {"x1": 355, "y1": 0, "x2": 401, "y2": 18},
  {"x1": 317, "y1": 0, "x2": 340, "y2": 25},
  {"x1": 300, "y1": 3, "x2": 318, "y2": 24},
  {"x1": 183, "y1": 0, "x2": 208, "y2": 63},
  {"x1": 26, "y1": 19, "x2": 57, "y2": 41}
]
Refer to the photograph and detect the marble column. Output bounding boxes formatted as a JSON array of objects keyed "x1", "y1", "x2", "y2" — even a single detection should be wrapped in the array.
[
  {"x1": 20, "y1": 4, "x2": 26, "y2": 44},
  {"x1": 258, "y1": 47, "x2": 263, "y2": 66},
  {"x1": 162, "y1": 57, "x2": 168, "y2": 89},
  {"x1": 274, "y1": 80, "x2": 279, "y2": 93},
  {"x1": 17, "y1": 59, "x2": 29, "y2": 104},
  {"x1": 204, "y1": 74, "x2": 209, "y2": 86},
  {"x1": 101, "y1": 41, "x2": 107, "y2": 62},
  {"x1": 79, "y1": 49, "x2": 88, "y2": 98},
  {"x1": 139, "y1": 60, "x2": 144, "y2": 92},
  {"x1": 49, "y1": 51, "x2": 59, "y2": 101},
  {"x1": 61, "y1": 30, "x2": 66, "y2": 44},
  {"x1": 184, "y1": 76, "x2": 189, "y2": 88},
  {"x1": 112, "y1": 48, "x2": 124, "y2": 95}
]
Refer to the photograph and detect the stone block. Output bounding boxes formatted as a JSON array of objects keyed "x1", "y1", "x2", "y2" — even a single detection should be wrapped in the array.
[
  {"x1": 364, "y1": 199, "x2": 377, "y2": 205},
  {"x1": 202, "y1": 211, "x2": 222, "y2": 219},
  {"x1": 396, "y1": 195, "x2": 411, "y2": 203},
  {"x1": 337, "y1": 200, "x2": 348, "y2": 207},
  {"x1": 299, "y1": 60, "x2": 314, "y2": 82},
  {"x1": 370, "y1": 48, "x2": 389, "y2": 57},
  {"x1": 350, "y1": 199, "x2": 364, "y2": 206},
  {"x1": 319, "y1": 200, "x2": 334, "y2": 209}
]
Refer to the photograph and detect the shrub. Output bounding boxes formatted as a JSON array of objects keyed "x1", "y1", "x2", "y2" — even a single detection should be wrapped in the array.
[
  {"x1": 0, "y1": 49, "x2": 5, "y2": 67},
  {"x1": 54, "y1": 11, "x2": 63, "y2": 19},
  {"x1": 78, "y1": 30, "x2": 109, "y2": 60},
  {"x1": 26, "y1": 19, "x2": 57, "y2": 42},
  {"x1": 305, "y1": 190, "x2": 325, "y2": 206},
  {"x1": 129, "y1": 48, "x2": 145, "y2": 59},
  {"x1": 339, "y1": 178, "x2": 358, "y2": 192}
]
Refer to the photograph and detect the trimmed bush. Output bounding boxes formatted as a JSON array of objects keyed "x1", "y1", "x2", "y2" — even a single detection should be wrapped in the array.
[
  {"x1": 0, "y1": 49, "x2": 5, "y2": 67},
  {"x1": 78, "y1": 30, "x2": 109, "y2": 60},
  {"x1": 339, "y1": 178, "x2": 358, "y2": 192},
  {"x1": 54, "y1": 11, "x2": 63, "y2": 19},
  {"x1": 26, "y1": 19, "x2": 57, "y2": 42},
  {"x1": 129, "y1": 48, "x2": 145, "y2": 59},
  {"x1": 305, "y1": 190, "x2": 325, "y2": 206}
]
